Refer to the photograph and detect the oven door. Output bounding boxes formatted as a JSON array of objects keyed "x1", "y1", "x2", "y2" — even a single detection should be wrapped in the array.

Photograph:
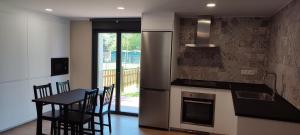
[{"x1": 181, "y1": 97, "x2": 215, "y2": 127}]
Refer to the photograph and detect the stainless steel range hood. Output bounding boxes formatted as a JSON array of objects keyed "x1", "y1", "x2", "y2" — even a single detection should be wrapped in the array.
[{"x1": 185, "y1": 17, "x2": 216, "y2": 48}]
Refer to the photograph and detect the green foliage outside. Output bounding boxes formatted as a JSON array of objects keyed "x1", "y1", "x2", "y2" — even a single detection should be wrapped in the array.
[
  {"x1": 101, "y1": 33, "x2": 116, "y2": 52},
  {"x1": 100, "y1": 33, "x2": 141, "y2": 98},
  {"x1": 100, "y1": 33, "x2": 141, "y2": 52},
  {"x1": 122, "y1": 91, "x2": 140, "y2": 97},
  {"x1": 121, "y1": 33, "x2": 141, "y2": 51}
]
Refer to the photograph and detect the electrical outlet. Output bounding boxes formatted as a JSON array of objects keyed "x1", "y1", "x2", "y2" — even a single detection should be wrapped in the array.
[{"x1": 241, "y1": 69, "x2": 257, "y2": 75}]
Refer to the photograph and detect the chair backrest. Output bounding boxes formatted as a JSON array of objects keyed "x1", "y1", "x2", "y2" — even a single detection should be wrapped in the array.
[
  {"x1": 56, "y1": 80, "x2": 70, "y2": 94},
  {"x1": 81, "y1": 89, "x2": 99, "y2": 119},
  {"x1": 33, "y1": 83, "x2": 53, "y2": 99},
  {"x1": 100, "y1": 84, "x2": 114, "y2": 110},
  {"x1": 33, "y1": 83, "x2": 55, "y2": 111}
]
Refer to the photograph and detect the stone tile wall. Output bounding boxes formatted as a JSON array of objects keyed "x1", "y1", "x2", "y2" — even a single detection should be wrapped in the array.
[
  {"x1": 177, "y1": 17, "x2": 270, "y2": 84},
  {"x1": 177, "y1": 0, "x2": 300, "y2": 109},
  {"x1": 266, "y1": 0, "x2": 300, "y2": 109}
]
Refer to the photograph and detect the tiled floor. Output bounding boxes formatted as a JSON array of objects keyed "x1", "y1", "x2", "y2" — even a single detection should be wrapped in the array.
[{"x1": 1, "y1": 115, "x2": 197, "y2": 135}]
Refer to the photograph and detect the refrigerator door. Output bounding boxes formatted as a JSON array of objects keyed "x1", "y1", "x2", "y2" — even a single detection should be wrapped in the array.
[
  {"x1": 140, "y1": 31, "x2": 172, "y2": 90},
  {"x1": 139, "y1": 88, "x2": 170, "y2": 129}
]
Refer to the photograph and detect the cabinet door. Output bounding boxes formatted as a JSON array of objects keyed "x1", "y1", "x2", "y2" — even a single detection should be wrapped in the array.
[
  {"x1": 141, "y1": 12, "x2": 175, "y2": 31},
  {"x1": 28, "y1": 16, "x2": 51, "y2": 78},
  {"x1": 0, "y1": 11, "x2": 28, "y2": 82},
  {"x1": 214, "y1": 90, "x2": 237, "y2": 135},
  {"x1": 169, "y1": 86, "x2": 182, "y2": 128}
]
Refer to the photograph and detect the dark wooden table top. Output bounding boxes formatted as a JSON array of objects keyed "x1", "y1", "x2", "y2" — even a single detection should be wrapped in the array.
[{"x1": 32, "y1": 89, "x2": 102, "y2": 105}]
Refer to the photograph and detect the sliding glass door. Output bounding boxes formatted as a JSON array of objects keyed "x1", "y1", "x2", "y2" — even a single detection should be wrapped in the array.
[
  {"x1": 97, "y1": 32, "x2": 141, "y2": 115},
  {"x1": 120, "y1": 33, "x2": 141, "y2": 114},
  {"x1": 97, "y1": 33, "x2": 117, "y2": 111}
]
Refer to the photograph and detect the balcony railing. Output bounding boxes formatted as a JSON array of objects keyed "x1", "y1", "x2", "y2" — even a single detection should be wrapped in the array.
[{"x1": 102, "y1": 67, "x2": 140, "y2": 91}]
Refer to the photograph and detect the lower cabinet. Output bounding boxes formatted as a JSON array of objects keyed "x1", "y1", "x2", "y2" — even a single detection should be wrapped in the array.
[
  {"x1": 236, "y1": 116, "x2": 300, "y2": 135},
  {"x1": 169, "y1": 86, "x2": 182, "y2": 128},
  {"x1": 169, "y1": 86, "x2": 237, "y2": 135},
  {"x1": 170, "y1": 86, "x2": 300, "y2": 135}
]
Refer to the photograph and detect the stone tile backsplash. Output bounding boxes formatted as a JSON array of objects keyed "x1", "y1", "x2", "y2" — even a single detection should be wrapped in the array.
[
  {"x1": 177, "y1": 17, "x2": 270, "y2": 84},
  {"x1": 266, "y1": 0, "x2": 300, "y2": 109}
]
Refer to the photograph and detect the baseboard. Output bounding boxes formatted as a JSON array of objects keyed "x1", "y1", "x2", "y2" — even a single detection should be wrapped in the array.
[
  {"x1": 170, "y1": 127, "x2": 211, "y2": 135},
  {"x1": 139, "y1": 125, "x2": 169, "y2": 131},
  {"x1": 0, "y1": 118, "x2": 36, "y2": 133}
]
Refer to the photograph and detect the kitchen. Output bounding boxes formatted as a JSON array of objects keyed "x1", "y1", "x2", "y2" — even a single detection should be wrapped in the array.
[
  {"x1": 0, "y1": 0, "x2": 300, "y2": 135},
  {"x1": 140, "y1": 5, "x2": 300, "y2": 134}
]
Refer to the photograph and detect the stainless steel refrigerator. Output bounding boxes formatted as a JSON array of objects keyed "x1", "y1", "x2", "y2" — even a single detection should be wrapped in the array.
[{"x1": 139, "y1": 31, "x2": 172, "y2": 129}]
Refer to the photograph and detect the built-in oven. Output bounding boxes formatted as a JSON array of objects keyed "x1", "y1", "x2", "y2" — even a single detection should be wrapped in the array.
[{"x1": 181, "y1": 91, "x2": 215, "y2": 127}]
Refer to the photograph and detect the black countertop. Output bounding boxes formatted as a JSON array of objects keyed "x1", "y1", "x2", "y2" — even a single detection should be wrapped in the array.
[
  {"x1": 171, "y1": 79, "x2": 300, "y2": 123},
  {"x1": 171, "y1": 79, "x2": 231, "y2": 89}
]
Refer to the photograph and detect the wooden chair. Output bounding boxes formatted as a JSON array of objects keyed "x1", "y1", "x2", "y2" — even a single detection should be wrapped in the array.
[
  {"x1": 59, "y1": 89, "x2": 99, "y2": 135},
  {"x1": 94, "y1": 84, "x2": 115, "y2": 135},
  {"x1": 56, "y1": 80, "x2": 80, "y2": 111},
  {"x1": 33, "y1": 83, "x2": 61, "y2": 135},
  {"x1": 56, "y1": 80, "x2": 71, "y2": 94}
]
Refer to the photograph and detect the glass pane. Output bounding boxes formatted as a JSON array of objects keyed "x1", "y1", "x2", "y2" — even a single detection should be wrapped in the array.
[
  {"x1": 120, "y1": 33, "x2": 141, "y2": 113},
  {"x1": 98, "y1": 33, "x2": 117, "y2": 111}
]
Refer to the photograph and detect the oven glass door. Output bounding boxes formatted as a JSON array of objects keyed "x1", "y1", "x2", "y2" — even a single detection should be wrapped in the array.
[{"x1": 181, "y1": 97, "x2": 214, "y2": 126}]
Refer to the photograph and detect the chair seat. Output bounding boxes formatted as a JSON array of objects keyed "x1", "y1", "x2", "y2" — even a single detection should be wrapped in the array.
[
  {"x1": 42, "y1": 110, "x2": 62, "y2": 120},
  {"x1": 59, "y1": 111, "x2": 92, "y2": 123}
]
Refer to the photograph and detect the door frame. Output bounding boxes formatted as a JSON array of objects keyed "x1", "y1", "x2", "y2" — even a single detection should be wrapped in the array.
[{"x1": 92, "y1": 30, "x2": 140, "y2": 116}]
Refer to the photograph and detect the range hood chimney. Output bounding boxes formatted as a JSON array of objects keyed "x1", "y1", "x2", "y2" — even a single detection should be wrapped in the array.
[{"x1": 185, "y1": 16, "x2": 216, "y2": 48}]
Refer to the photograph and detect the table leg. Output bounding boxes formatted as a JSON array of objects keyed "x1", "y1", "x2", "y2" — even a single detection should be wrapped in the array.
[
  {"x1": 64, "y1": 105, "x2": 69, "y2": 135},
  {"x1": 35, "y1": 102, "x2": 43, "y2": 135}
]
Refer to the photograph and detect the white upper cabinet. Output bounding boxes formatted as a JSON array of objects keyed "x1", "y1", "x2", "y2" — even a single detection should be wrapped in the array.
[
  {"x1": 28, "y1": 16, "x2": 52, "y2": 78},
  {"x1": 28, "y1": 15, "x2": 70, "y2": 78},
  {"x1": 141, "y1": 12, "x2": 175, "y2": 31},
  {"x1": 0, "y1": 11, "x2": 28, "y2": 83},
  {"x1": 0, "y1": 2, "x2": 70, "y2": 131},
  {"x1": 50, "y1": 21, "x2": 70, "y2": 58}
]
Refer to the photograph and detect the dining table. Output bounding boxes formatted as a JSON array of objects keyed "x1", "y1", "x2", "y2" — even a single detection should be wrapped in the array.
[{"x1": 32, "y1": 88, "x2": 103, "y2": 135}]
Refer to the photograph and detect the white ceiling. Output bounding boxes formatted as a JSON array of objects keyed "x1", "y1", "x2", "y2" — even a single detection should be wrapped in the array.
[{"x1": 1, "y1": 0, "x2": 292, "y2": 19}]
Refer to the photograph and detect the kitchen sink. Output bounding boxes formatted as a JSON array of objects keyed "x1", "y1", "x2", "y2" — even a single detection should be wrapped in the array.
[{"x1": 235, "y1": 91, "x2": 274, "y2": 102}]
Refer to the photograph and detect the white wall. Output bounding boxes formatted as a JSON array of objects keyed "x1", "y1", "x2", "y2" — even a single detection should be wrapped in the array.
[{"x1": 0, "y1": 2, "x2": 70, "y2": 132}]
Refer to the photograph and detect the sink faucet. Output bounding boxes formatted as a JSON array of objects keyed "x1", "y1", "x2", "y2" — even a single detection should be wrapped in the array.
[{"x1": 265, "y1": 71, "x2": 277, "y2": 99}]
